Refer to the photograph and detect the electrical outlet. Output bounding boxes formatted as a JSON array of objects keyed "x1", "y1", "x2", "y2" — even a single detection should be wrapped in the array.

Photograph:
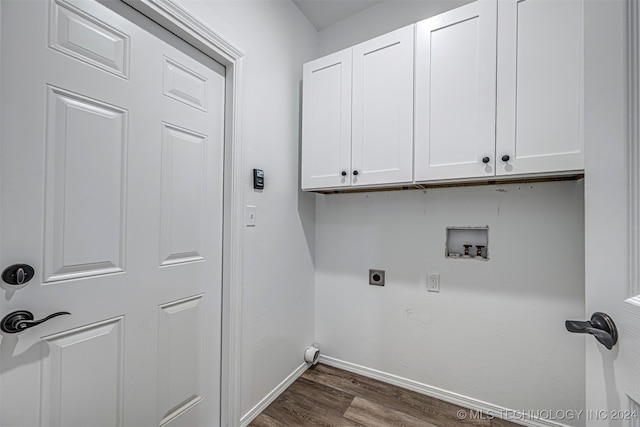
[
  {"x1": 427, "y1": 274, "x2": 440, "y2": 292},
  {"x1": 369, "y1": 269, "x2": 385, "y2": 286}
]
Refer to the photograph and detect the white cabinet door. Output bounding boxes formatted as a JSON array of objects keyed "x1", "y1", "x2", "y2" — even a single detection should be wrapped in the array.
[
  {"x1": 351, "y1": 25, "x2": 414, "y2": 187},
  {"x1": 496, "y1": 0, "x2": 584, "y2": 176},
  {"x1": 302, "y1": 49, "x2": 352, "y2": 190},
  {"x1": 414, "y1": 0, "x2": 497, "y2": 182}
]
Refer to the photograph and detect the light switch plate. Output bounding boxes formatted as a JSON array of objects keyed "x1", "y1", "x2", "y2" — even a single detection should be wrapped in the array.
[{"x1": 245, "y1": 205, "x2": 256, "y2": 227}]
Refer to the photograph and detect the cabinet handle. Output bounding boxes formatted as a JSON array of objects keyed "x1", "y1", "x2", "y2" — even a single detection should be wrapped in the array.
[
  {"x1": 341, "y1": 171, "x2": 347, "y2": 176},
  {"x1": 353, "y1": 170, "x2": 359, "y2": 176},
  {"x1": 482, "y1": 157, "x2": 490, "y2": 164},
  {"x1": 501, "y1": 155, "x2": 510, "y2": 162}
]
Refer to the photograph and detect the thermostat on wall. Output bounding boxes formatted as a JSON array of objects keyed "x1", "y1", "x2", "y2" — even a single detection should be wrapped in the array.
[{"x1": 253, "y1": 169, "x2": 264, "y2": 190}]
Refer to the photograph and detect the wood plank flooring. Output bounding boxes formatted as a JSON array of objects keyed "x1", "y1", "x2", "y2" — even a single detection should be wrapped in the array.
[{"x1": 249, "y1": 364, "x2": 520, "y2": 427}]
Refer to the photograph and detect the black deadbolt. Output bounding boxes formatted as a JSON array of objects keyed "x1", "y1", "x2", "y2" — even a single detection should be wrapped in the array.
[
  {"x1": 2, "y1": 264, "x2": 35, "y2": 286},
  {"x1": 372, "y1": 273, "x2": 381, "y2": 281}
]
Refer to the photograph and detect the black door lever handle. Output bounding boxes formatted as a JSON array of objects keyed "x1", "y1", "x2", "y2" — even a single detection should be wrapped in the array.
[
  {"x1": 1, "y1": 310, "x2": 70, "y2": 334},
  {"x1": 565, "y1": 312, "x2": 617, "y2": 350}
]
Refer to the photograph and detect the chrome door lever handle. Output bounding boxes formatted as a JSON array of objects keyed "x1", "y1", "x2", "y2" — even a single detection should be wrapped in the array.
[{"x1": 1, "y1": 310, "x2": 70, "y2": 334}]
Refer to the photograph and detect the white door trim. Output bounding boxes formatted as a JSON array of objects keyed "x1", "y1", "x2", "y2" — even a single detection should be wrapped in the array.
[
  {"x1": 100, "y1": 0, "x2": 244, "y2": 425},
  {"x1": 628, "y1": 0, "x2": 639, "y2": 298},
  {"x1": 625, "y1": 0, "x2": 640, "y2": 408}
]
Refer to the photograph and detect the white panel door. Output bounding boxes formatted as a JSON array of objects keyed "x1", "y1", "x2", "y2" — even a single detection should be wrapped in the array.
[
  {"x1": 414, "y1": 0, "x2": 497, "y2": 182},
  {"x1": 496, "y1": 0, "x2": 584, "y2": 176},
  {"x1": 0, "y1": 1, "x2": 225, "y2": 426},
  {"x1": 352, "y1": 25, "x2": 414, "y2": 187},
  {"x1": 302, "y1": 49, "x2": 352, "y2": 190}
]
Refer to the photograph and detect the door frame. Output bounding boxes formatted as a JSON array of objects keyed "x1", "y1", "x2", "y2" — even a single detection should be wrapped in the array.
[
  {"x1": 0, "y1": 0, "x2": 245, "y2": 425},
  {"x1": 628, "y1": 0, "x2": 639, "y2": 300},
  {"x1": 625, "y1": 0, "x2": 640, "y2": 409}
]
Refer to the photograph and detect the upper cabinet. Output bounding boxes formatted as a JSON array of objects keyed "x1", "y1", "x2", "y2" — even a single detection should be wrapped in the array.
[
  {"x1": 301, "y1": 49, "x2": 352, "y2": 190},
  {"x1": 351, "y1": 26, "x2": 414, "y2": 188},
  {"x1": 414, "y1": 0, "x2": 497, "y2": 181},
  {"x1": 301, "y1": 26, "x2": 414, "y2": 191},
  {"x1": 301, "y1": 0, "x2": 584, "y2": 191},
  {"x1": 496, "y1": 0, "x2": 584, "y2": 176},
  {"x1": 414, "y1": 0, "x2": 584, "y2": 182}
]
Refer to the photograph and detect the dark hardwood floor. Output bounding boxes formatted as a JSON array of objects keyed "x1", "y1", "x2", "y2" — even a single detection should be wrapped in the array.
[{"x1": 249, "y1": 364, "x2": 520, "y2": 427}]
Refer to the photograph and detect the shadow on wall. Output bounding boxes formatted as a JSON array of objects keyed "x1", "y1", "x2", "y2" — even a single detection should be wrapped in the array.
[{"x1": 298, "y1": 79, "x2": 316, "y2": 266}]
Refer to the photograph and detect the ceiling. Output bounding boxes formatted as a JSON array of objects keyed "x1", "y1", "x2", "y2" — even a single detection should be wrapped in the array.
[{"x1": 293, "y1": 0, "x2": 385, "y2": 30}]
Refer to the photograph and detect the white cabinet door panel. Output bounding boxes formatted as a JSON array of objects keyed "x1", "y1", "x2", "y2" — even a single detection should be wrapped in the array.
[
  {"x1": 352, "y1": 25, "x2": 414, "y2": 187},
  {"x1": 496, "y1": 0, "x2": 584, "y2": 176},
  {"x1": 414, "y1": 0, "x2": 497, "y2": 182},
  {"x1": 302, "y1": 49, "x2": 352, "y2": 190}
]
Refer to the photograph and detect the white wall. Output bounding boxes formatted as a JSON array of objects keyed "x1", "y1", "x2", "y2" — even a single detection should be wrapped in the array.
[
  {"x1": 315, "y1": 183, "x2": 586, "y2": 424},
  {"x1": 315, "y1": 2, "x2": 586, "y2": 424},
  {"x1": 170, "y1": 0, "x2": 318, "y2": 421},
  {"x1": 317, "y1": 0, "x2": 473, "y2": 56}
]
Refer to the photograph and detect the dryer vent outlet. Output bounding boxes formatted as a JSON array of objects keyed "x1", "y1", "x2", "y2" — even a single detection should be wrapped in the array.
[{"x1": 369, "y1": 269, "x2": 385, "y2": 286}]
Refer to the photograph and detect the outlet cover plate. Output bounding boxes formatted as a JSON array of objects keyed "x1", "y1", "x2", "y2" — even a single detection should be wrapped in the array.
[
  {"x1": 369, "y1": 269, "x2": 385, "y2": 286},
  {"x1": 427, "y1": 274, "x2": 440, "y2": 292}
]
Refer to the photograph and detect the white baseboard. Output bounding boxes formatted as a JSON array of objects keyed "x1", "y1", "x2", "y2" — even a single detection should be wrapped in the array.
[
  {"x1": 319, "y1": 355, "x2": 571, "y2": 427},
  {"x1": 240, "y1": 362, "x2": 309, "y2": 427}
]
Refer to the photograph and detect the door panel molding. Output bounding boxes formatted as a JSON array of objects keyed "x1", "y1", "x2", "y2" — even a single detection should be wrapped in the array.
[
  {"x1": 162, "y1": 55, "x2": 209, "y2": 112},
  {"x1": 119, "y1": 1, "x2": 244, "y2": 424},
  {"x1": 158, "y1": 295, "x2": 205, "y2": 426},
  {"x1": 43, "y1": 86, "x2": 128, "y2": 283},
  {"x1": 41, "y1": 316, "x2": 125, "y2": 427},
  {"x1": 159, "y1": 122, "x2": 207, "y2": 267},
  {"x1": 49, "y1": 0, "x2": 131, "y2": 79}
]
